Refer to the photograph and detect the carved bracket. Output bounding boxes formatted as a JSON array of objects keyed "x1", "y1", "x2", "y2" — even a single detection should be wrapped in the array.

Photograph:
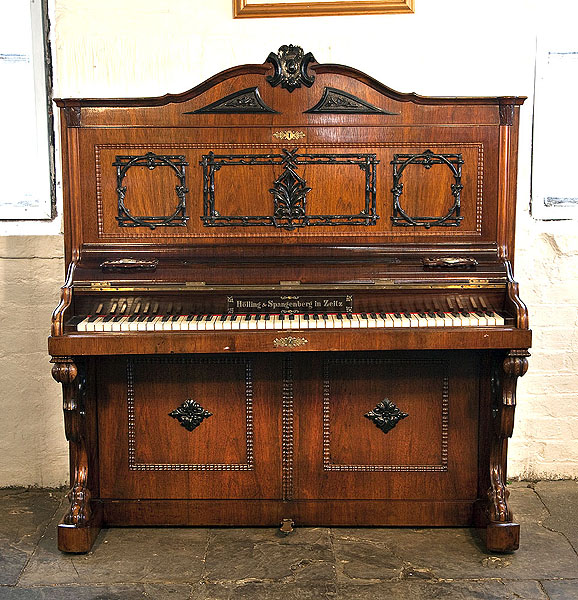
[
  {"x1": 486, "y1": 350, "x2": 530, "y2": 524},
  {"x1": 51, "y1": 357, "x2": 92, "y2": 527}
]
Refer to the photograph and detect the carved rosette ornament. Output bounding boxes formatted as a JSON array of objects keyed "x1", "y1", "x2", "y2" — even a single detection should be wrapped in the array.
[
  {"x1": 169, "y1": 399, "x2": 213, "y2": 432},
  {"x1": 365, "y1": 399, "x2": 408, "y2": 434},
  {"x1": 266, "y1": 44, "x2": 315, "y2": 92}
]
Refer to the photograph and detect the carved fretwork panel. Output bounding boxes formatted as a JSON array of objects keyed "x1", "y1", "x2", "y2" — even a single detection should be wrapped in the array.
[
  {"x1": 391, "y1": 150, "x2": 464, "y2": 228},
  {"x1": 90, "y1": 140, "x2": 485, "y2": 241},
  {"x1": 201, "y1": 148, "x2": 378, "y2": 230},
  {"x1": 113, "y1": 152, "x2": 189, "y2": 229}
]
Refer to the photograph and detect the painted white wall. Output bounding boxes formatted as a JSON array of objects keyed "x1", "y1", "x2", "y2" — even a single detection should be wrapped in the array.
[{"x1": 0, "y1": 0, "x2": 576, "y2": 485}]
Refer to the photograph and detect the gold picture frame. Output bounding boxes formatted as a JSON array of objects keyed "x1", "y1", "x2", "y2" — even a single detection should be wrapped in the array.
[{"x1": 233, "y1": 0, "x2": 415, "y2": 18}]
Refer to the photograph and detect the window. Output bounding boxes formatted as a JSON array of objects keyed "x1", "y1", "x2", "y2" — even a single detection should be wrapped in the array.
[
  {"x1": 532, "y1": 26, "x2": 578, "y2": 220},
  {"x1": 0, "y1": 0, "x2": 53, "y2": 220}
]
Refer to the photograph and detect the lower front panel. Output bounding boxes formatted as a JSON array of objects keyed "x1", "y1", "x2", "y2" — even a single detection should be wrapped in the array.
[{"x1": 96, "y1": 351, "x2": 483, "y2": 526}]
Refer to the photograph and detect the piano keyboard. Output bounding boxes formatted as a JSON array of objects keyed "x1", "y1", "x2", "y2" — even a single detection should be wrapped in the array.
[{"x1": 74, "y1": 310, "x2": 505, "y2": 332}]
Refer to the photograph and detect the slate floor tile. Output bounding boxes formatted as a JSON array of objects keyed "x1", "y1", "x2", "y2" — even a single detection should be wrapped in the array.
[
  {"x1": 0, "y1": 489, "x2": 62, "y2": 585},
  {"x1": 0, "y1": 584, "x2": 192, "y2": 600},
  {"x1": 332, "y1": 523, "x2": 578, "y2": 581},
  {"x1": 535, "y1": 481, "x2": 578, "y2": 552},
  {"x1": 334, "y1": 579, "x2": 549, "y2": 600},
  {"x1": 203, "y1": 528, "x2": 335, "y2": 584},
  {"x1": 19, "y1": 509, "x2": 210, "y2": 586},
  {"x1": 191, "y1": 582, "x2": 337, "y2": 600},
  {"x1": 540, "y1": 580, "x2": 578, "y2": 600}
]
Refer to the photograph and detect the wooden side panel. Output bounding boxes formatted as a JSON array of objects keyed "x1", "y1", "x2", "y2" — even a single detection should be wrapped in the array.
[
  {"x1": 97, "y1": 355, "x2": 282, "y2": 500},
  {"x1": 293, "y1": 351, "x2": 479, "y2": 504}
]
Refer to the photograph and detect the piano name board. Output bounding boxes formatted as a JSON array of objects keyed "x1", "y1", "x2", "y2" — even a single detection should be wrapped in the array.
[{"x1": 227, "y1": 295, "x2": 353, "y2": 314}]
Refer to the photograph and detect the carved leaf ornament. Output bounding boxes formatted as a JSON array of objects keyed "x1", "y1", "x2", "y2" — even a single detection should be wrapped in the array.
[
  {"x1": 364, "y1": 399, "x2": 408, "y2": 434},
  {"x1": 169, "y1": 399, "x2": 213, "y2": 432}
]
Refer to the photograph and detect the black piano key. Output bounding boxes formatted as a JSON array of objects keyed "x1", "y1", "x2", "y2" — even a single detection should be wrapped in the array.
[
  {"x1": 195, "y1": 314, "x2": 204, "y2": 321},
  {"x1": 103, "y1": 314, "x2": 115, "y2": 322},
  {"x1": 361, "y1": 313, "x2": 368, "y2": 320},
  {"x1": 346, "y1": 314, "x2": 353, "y2": 320},
  {"x1": 370, "y1": 313, "x2": 377, "y2": 319},
  {"x1": 322, "y1": 314, "x2": 328, "y2": 320},
  {"x1": 312, "y1": 314, "x2": 319, "y2": 320},
  {"x1": 245, "y1": 314, "x2": 251, "y2": 321},
  {"x1": 256, "y1": 314, "x2": 261, "y2": 321},
  {"x1": 128, "y1": 314, "x2": 139, "y2": 322},
  {"x1": 88, "y1": 315, "x2": 100, "y2": 323},
  {"x1": 171, "y1": 315, "x2": 180, "y2": 322},
  {"x1": 146, "y1": 316, "x2": 156, "y2": 322},
  {"x1": 303, "y1": 314, "x2": 309, "y2": 320},
  {"x1": 68, "y1": 315, "x2": 85, "y2": 327},
  {"x1": 162, "y1": 315, "x2": 171, "y2": 322},
  {"x1": 289, "y1": 314, "x2": 295, "y2": 321},
  {"x1": 186, "y1": 315, "x2": 195, "y2": 321},
  {"x1": 264, "y1": 314, "x2": 270, "y2": 320},
  {"x1": 337, "y1": 313, "x2": 343, "y2": 320},
  {"x1": 205, "y1": 314, "x2": 213, "y2": 321},
  {"x1": 220, "y1": 315, "x2": 227, "y2": 321}
]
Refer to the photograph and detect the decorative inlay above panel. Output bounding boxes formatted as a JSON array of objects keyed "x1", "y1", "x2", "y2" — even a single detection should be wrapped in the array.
[
  {"x1": 113, "y1": 152, "x2": 189, "y2": 229},
  {"x1": 305, "y1": 87, "x2": 397, "y2": 115},
  {"x1": 168, "y1": 399, "x2": 213, "y2": 432},
  {"x1": 201, "y1": 148, "x2": 379, "y2": 230},
  {"x1": 185, "y1": 87, "x2": 277, "y2": 114},
  {"x1": 391, "y1": 150, "x2": 464, "y2": 228},
  {"x1": 323, "y1": 358, "x2": 449, "y2": 472},
  {"x1": 364, "y1": 399, "x2": 408, "y2": 434},
  {"x1": 127, "y1": 357, "x2": 254, "y2": 471},
  {"x1": 273, "y1": 130, "x2": 305, "y2": 141},
  {"x1": 266, "y1": 44, "x2": 315, "y2": 92}
]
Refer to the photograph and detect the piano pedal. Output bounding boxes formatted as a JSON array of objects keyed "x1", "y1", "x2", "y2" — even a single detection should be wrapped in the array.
[{"x1": 280, "y1": 518, "x2": 295, "y2": 535}]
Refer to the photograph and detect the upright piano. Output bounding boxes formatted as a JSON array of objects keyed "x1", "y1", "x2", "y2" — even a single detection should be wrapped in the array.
[{"x1": 50, "y1": 45, "x2": 531, "y2": 553}]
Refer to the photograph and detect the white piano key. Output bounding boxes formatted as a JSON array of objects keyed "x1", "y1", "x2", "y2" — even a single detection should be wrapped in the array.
[{"x1": 77, "y1": 317, "x2": 91, "y2": 332}]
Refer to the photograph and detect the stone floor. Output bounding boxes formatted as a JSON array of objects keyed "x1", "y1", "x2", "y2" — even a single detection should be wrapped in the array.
[{"x1": 0, "y1": 482, "x2": 577, "y2": 599}]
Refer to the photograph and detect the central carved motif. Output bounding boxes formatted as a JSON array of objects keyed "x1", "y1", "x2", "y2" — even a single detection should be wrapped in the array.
[
  {"x1": 364, "y1": 399, "x2": 409, "y2": 434},
  {"x1": 169, "y1": 399, "x2": 213, "y2": 432},
  {"x1": 266, "y1": 44, "x2": 315, "y2": 92}
]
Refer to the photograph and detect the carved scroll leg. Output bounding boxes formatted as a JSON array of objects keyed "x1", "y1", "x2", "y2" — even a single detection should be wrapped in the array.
[
  {"x1": 477, "y1": 350, "x2": 530, "y2": 552},
  {"x1": 51, "y1": 357, "x2": 102, "y2": 553}
]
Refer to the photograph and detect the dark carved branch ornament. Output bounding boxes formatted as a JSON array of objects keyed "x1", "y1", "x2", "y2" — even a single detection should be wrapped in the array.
[
  {"x1": 365, "y1": 399, "x2": 408, "y2": 434},
  {"x1": 51, "y1": 357, "x2": 92, "y2": 526},
  {"x1": 305, "y1": 87, "x2": 397, "y2": 115},
  {"x1": 391, "y1": 150, "x2": 464, "y2": 228},
  {"x1": 113, "y1": 152, "x2": 189, "y2": 229},
  {"x1": 266, "y1": 44, "x2": 315, "y2": 92},
  {"x1": 169, "y1": 399, "x2": 213, "y2": 432},
  {"x1": 186, "y1": 87, "x2": 278, "y2": 114},
  {"x1": 486, "y1": 350, "x2": 530, "y2": 524}
]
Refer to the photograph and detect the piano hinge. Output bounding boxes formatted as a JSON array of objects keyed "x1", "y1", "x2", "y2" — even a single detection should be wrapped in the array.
[
  {"x1": 91, "y1": 281, "x2": 111, "y2": 288},
  {"x1": 280, "y1": 280, "x2": 301, "y2": 286},
  {"x1": 185, "y1": 281, "x2": 206, "y2": 287}
]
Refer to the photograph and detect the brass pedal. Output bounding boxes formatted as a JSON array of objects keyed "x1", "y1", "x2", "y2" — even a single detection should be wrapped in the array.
[{"x1": 280, "y1": 518, "x2": 294, "y2": 535}]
